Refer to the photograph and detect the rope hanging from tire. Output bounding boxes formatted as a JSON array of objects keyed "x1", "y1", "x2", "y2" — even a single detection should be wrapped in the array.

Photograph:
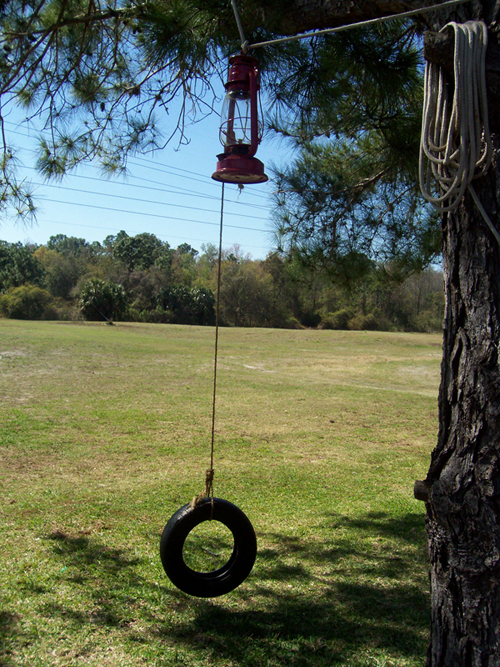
[
  {"x1": 419, "y1": 20, "x2": 500, "y2": 245},
  {"x1": 159, "y1": 183, "x2": 257, "y2": 598}
]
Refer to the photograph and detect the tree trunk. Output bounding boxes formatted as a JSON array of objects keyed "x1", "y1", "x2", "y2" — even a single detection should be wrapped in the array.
[
  {"x1": 423, "y1": 138, "x2": 500, "y2": 667},
  {"x1": 256, "y1": 0, "x2": 500, "y2": 663},
  {"x1": 415, "y1": 2, "x2": 500, "y2": 664}
]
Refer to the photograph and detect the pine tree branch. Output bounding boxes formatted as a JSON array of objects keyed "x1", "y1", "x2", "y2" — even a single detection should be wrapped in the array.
[{"x1": 2, "y1": 5, "x2": 142, "y2": 38}]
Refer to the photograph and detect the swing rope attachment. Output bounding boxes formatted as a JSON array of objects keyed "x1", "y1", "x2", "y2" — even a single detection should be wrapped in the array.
[{"x1": 190, "y1": 469, "x2": 215, "y2": 509}]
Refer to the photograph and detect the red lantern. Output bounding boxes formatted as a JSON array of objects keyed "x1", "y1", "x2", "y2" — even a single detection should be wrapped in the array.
[{"x1": 212, "y1": 54, "x2": 268, "y2": 184}]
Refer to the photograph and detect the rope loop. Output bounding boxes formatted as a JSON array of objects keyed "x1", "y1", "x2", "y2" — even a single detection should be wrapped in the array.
[
  {"x1": 419, "y1": 21, "x2": 491, "y2": 212},
  {"x1": 419, "y1": 20, "x2": 500, "y2": 244},
  {"x1": 189, "y1": 469, "x2": 215, "y2": 509}
]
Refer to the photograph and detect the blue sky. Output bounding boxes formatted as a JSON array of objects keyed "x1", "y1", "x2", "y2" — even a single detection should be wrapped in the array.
[{"x1": 0, "y1": 101, "x2": 290, "y2": 260}]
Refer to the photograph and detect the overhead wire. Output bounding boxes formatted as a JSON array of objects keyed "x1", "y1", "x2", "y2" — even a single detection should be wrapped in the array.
[
  {"x1": 3, "y1": 123, "x2": 274, "y2": 251},
  {"x1": 36, "y1": 195, "x2": 269, "y2": 234},
  {"x1": 30, "y1": 180, "x2": 270, "y2": 221},
  {"x1": 3, "y1": 121, "x2": 272, "y2": 205},
  {"x1": 130, "y1": 155, "x2": 271, "y2": 203},
  {"x1": 20, "y1": 163, "x2": 270, "y2": 209},
  {"x1": 246, "y1": 0, "x2": 472, "y2": 50}
]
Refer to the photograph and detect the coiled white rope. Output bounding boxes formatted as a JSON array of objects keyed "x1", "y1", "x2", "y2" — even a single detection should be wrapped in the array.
[{"x1": 419, "y1": 21, "x2": 500, "y2": 244}]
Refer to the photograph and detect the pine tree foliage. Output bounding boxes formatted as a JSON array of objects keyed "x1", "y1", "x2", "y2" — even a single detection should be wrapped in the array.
[
  {"x1": 270, "y1": 22, "x2": 441, "y2": 278},
  {"x1": 0, "y1": 0, "x2": 238, "y2": 220},
  {"x1": 1, "y1": 0, "x2": 438, "y2": 278}
]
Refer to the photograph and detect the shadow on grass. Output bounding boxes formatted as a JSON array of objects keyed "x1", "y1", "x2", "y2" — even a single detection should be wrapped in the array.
[
  {"x1": 0, "y1": 611, "x2": 21, "y2": 667},
  {"x1": 38, "y1": 529, "x2": 146, "y2": 629},
  {"x1": 16, "y1": 512, "x2": 429, "y2": 666},
  {"x1": 331, "y1": 510, "x2": 427, "y2": 543},
  {"x1": 157, "y1": 511, "x2": 429, "y2": 666},
  {"x1": 47, "y1": 528, "x2": 141, "y2": 571}
]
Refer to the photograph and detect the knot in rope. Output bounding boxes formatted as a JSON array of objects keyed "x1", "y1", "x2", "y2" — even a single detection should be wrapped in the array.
[
  {"x1": 205, "y1": 468, "x2": 214, "y2": 498},
  {"x1": 189, "y1": 469, "x2": 215, "y2": 516}
]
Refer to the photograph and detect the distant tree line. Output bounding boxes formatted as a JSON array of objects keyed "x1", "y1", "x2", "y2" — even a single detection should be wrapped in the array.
[{"x1": 0, "y1": 232, "x2": 444, "y2": 331}]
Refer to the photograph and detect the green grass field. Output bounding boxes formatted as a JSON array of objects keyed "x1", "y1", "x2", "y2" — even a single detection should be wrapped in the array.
[{"x1": 0, "y1": 320, "x2": 441, "y2": 666}]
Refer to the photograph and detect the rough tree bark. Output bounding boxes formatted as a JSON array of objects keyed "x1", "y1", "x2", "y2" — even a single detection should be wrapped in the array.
[
  {"x1": 254, "y1": 0, "x2": 500, "y2": 664},
  {"x1": 423, "y1": 135, "x2": 500, "y2": 667},
  {"x1": 420, "y1": 2, "x2": 500, "y2": 663},
  {"x1": 421, "y1": 17, "x2": 500, "y2": 663}
]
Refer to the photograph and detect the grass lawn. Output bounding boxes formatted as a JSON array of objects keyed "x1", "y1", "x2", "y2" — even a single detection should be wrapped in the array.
[{"x1": 0, "y1": 320, "x2": 441, "y2": 666}]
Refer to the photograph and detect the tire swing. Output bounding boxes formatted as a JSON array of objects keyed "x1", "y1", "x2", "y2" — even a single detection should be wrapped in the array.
[
  {"x1": 160, "y1": 184, "x2": 257, "y2": 597},
  {"x1": 160, "y1": 497, "x2": 257, "y2": 598}
]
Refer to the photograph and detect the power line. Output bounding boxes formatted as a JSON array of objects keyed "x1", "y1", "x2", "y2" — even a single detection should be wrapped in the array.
[
  {"x1": 1, "y1": 100, "x2": 275, "y2": 255},
  {"x1": 4, "y1": 120, "x2": 272, "y2": 204},
  {"x1": 37, "y1": 196, "x2": 270, "y2": 233},
  {"x1": 130, "y1": 155, "x2": 272, "y2": 202},
  {"x1": 31, "y1": 181, "x2": 271, "y2": 222},
  {"x1": 110, "y1": 173, "x2": 270, "y2": 210},
  {"x1": 126, "y1": 172, "x2": 270, "y2": 209},
  {"x1": 20, "y1": 162, "x2": 271, "y2": 211}
]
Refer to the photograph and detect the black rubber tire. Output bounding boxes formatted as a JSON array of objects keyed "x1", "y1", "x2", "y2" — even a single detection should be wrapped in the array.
[{"x1": 160, "y1": 497, "x2": 257, "y2": 598}]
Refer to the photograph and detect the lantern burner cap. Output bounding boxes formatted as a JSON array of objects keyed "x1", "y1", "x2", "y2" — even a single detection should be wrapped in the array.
[{"x1": 212, "y1": 153, "x2": 268, "y2": 185}]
